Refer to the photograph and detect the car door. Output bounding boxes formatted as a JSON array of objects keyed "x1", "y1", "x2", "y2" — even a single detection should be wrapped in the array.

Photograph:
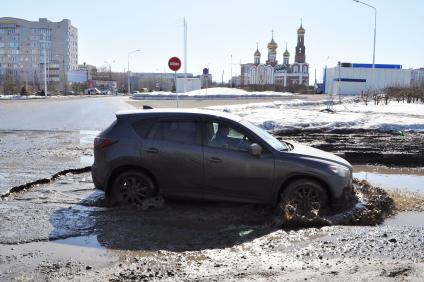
[
  {"x1": 141, "y1": 118, "x2": 204, "y2": 198},
  {"x1": 202, "y1": 119, "x2": 275, "y2": 204}
]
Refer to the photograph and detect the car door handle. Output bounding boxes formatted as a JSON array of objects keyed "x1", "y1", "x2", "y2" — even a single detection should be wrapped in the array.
[
  {"x1": 145, "y1": 147, "x2": 159, "y2": 153},
  {"x1": 208, "y1": 157, "x2": 222, "y2": 163}
]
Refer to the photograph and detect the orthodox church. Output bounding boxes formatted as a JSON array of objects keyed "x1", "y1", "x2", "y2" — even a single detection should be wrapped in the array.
[{"x1": 240, "y1": 23, "x2": 309, "y2": 87}]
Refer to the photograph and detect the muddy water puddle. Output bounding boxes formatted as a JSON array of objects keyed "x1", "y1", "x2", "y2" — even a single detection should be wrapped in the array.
[
  {"x1": 384, "y1": 212, "x2": 424, "y2": 227},
  {"x1": 353, "y1": 165, "x2": 424, "y2": 194},
  {"x1": 353, "y1": 165, "x2": 424, "y2": 227}
]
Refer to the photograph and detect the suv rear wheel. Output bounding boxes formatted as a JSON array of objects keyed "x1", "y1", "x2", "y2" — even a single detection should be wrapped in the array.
[
  {"x1": 280, "y1": 179, "x2": 330, "y2": 218},
  {"x1": 111, "y1": 170, "x2": 157, "y2": 205}
]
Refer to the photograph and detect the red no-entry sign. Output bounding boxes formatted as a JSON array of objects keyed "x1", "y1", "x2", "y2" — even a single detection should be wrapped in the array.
[{"x1": 168, "y1": 57, "x2": 181, "y2": 72}]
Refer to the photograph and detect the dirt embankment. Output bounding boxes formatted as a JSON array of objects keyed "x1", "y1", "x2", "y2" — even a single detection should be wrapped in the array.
[{"x1": 278, "y1": 130, "x2": 424, "y2": 167}]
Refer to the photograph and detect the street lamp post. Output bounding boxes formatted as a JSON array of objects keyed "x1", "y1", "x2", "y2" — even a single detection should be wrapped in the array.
[
  {"x1": 353, "y1": 0, "x2": 377, "y2": 68},
  {"x1": 104, "y1": 60, "x2": 115, "y2": 79},
  {"x1": 127, "y1": 50, "x2": 140, "y2": 94}
]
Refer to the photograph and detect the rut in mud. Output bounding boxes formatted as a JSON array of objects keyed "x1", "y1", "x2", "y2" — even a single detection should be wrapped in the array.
[{"x1": 0, "y1": 166, "x2": 91, "y2": 198}]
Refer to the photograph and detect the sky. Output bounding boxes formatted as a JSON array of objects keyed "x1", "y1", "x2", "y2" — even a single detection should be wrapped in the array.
[{"x1": 2, "y1": 0, "x2": 424, "y2": 83}]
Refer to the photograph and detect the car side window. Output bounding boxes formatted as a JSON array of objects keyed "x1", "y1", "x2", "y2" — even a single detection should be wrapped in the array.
[
  {"x1": 205, "y1": 121, "x2": 253, "y2": 151},
  {"x1": 150, "y1": 120, "x2": 199, "y2": 144},
  {"x1": 132, "y1": 118, "x2": 156, "y2": 138}
]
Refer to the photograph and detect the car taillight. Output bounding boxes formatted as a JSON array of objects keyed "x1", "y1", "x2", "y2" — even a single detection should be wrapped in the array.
[{"x1": 94, "y1": 137, "x2": 117, "y2": 149}]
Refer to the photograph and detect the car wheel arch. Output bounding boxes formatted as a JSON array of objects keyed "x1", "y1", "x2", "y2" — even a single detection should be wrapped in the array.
[{"x1": 106, "y1": 165, "x2": 159, "y2": 196}]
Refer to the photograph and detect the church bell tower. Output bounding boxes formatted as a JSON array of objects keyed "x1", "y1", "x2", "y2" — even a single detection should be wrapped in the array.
[{"x1": 295, "y1": 21, "x2": 306, "y2": 63}]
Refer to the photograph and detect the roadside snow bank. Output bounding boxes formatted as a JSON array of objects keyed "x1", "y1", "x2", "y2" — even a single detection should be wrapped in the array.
[
  {"x1": 0, "y1": 95, "x2": 47, "y2": 100},
  {"x1": 131, "y1": 87, "x2": 293, "y2": 99},
  {"x1": 207, "y1": 98, "x2": 424, "y2": 133}
]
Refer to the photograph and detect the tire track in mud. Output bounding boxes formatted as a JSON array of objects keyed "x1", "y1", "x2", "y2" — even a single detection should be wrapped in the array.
[{"x1": 0, "y1": 166, "x2": 91, "y2": 199}]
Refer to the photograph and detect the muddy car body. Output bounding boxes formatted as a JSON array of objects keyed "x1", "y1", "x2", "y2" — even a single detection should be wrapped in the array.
[{"x1": 92, "y1": 109, "x2": 353, "y2": 213}]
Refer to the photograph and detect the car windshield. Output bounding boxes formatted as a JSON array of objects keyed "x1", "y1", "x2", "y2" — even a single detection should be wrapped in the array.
[{"x1": 240, "y1": 120, "x2": 288, "y2": 151}]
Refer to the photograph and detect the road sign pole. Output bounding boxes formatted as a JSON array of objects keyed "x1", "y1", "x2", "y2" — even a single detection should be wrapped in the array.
[
  {"x1": 168, "y1": 57, "x2": 182, "y2": 108},
  {"x1": 175, "y1": 71, "x2": 179, "y2": 108}
]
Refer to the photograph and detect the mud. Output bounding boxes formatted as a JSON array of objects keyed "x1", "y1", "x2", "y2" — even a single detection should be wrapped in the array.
[
  {"x1": 276, "y1": 178, "x2": 395, "y2": 228},
  {"x1": 278, "y1": 130, "x2": 424, "y2": 167},
  {"x1": 0, "y1": 130, "x2": 93, "y2": 195},
  {"x1": 2, "y1": 171, "x2": 424, "y2": 281},
  {"x1": 1, "y1": 127, "x2": 424, "y2": 280},
  {"x1": 0, "y1": 166, "x2": 91, "y2": 198}
]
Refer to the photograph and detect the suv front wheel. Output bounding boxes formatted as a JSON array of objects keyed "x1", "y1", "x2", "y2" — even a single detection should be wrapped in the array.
[
  {"x1": 279, "y1": 179, "x2": 330, "y2": 218},
  {"x1": 111, "y1": 170, "x2": 157, "y2": 206}
]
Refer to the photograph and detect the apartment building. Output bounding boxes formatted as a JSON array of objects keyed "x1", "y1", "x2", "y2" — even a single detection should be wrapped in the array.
[{"x1": 0, "y1": 17, "x2": 78, "y2": 91}]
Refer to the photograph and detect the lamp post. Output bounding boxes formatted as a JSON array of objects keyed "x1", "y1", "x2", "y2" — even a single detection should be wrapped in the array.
[
  {"x1": 353, "y1": 0, "x2": 377, "y2": 68},
  {"x1": 127, "y1": 50, "x2": 140, "y2": 94},
  {"x1": 104, "y1": 60, "x2": 115, "y2": 79},
  {"x1": 55, "y1": 54, "x2": 67, "y2": 93}
]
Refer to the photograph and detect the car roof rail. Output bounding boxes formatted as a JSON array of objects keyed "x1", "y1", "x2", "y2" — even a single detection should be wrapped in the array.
[{"x1": 143, "y1": 105, "x2": 153, "y2": 110}]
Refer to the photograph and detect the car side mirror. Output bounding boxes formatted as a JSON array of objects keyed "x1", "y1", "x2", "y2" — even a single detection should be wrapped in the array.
[{"x1": 248, "y1": 143, "x2": 262, "y2": 157}]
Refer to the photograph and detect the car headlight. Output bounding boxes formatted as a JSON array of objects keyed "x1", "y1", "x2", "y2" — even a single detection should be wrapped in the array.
[{"x1": 329, "y1": 165, "x2": 350, "y2": 177}]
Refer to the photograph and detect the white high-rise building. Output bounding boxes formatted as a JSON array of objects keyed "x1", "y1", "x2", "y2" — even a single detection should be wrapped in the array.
[{"x1": 0, "y1": 17, "x2": 78, "y2": 91}]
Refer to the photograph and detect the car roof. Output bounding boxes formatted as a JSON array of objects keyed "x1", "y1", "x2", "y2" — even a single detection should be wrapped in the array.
[{"x1": 116, "y1": 108, "x2": 242, "y2": 122}]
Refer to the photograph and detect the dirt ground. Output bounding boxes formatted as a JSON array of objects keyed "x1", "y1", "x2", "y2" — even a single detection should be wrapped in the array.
[
  {"x1": 1, "y1": 171, "x2": 424, "y2": 281},
  {"x1": 1, "y1": 124, "x2": 423, "y2": 280}
]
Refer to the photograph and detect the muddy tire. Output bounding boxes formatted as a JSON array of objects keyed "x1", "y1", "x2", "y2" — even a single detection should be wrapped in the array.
[
  {"x1": 280, "y1": 179, "x2": 330, "y2": 218},
  {"x1": 110, "y1": 170, "x2": 157, "y2": 206}
]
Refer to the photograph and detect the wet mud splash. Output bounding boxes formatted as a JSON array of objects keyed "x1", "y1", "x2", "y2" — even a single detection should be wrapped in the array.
[
  {"x1": 278, "y1": 178, "x2": 396, "y2": 228},
  {"x1": 0, "y1": 166, "x2": 91, "y2": 199}
]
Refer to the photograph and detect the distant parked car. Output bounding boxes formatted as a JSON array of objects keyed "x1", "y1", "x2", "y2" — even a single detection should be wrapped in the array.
[
  {"x1": 84, "y1": 88, "x2": 101, "y2": 95},
  {"x1": 59, "y1": 90, "x2": 76, "y2": 95},
  {"x1": 34, "y1": 90, "x2": 45, "y2": 96},
  {"x1": 92, "y1": 109, "x2": 354, "y2": 216}
]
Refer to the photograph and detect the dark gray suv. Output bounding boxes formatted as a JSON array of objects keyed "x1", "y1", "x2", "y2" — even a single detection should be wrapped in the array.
[{"x1": 92, "y1": 108, "x2": 353, "y2": 215}]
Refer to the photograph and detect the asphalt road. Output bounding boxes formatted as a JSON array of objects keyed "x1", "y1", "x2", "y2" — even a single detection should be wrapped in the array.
[
  {"x1": 0, "y1": 96, "x2": 133, "y2": 131},
  {"x1": 0, "y1": 95, "x2": 319, "y2": 131}
]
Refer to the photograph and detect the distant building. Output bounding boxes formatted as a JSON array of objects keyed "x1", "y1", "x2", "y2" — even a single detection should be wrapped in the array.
[
  {"x1": 130, "y1": 72, "x2": 194, "y2": 92},
  {"x1": 324, "y1": 63, "x2": 412, "y2": 95},
  {"x1": 0, "y1": 17, "x2": 78, "y2": 90},
  {"x1": 176, "y1": 77, "x2": 202, "y2": 93},
  {"x1": 230, "y1": 75, "x2": 241, "y2": 87},
  {"x1": 274, "y1": 24, "x2": 309, "y2": 87},
  {"x1": 240, "y1": 43, "x2": 274, "y2": 85},
  {"x1": 199, "y1": 73, "x2": 212, "y2": 88},
  {"x1": 412, "y1": 68, "x2": 424, "y2": 86},
  {"x1": 240, "y1": 23, "x2": 309, "y2": 87}
]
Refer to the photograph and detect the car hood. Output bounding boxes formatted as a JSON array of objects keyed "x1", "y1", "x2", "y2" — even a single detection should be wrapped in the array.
[{"x1": 283, "y1": 141, "x2": 351, "y2": 168}]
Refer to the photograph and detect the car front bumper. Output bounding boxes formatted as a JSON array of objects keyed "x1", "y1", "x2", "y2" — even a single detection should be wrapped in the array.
[{"x1": 332, "y1": 182, "x2": 356, "y2": 212}]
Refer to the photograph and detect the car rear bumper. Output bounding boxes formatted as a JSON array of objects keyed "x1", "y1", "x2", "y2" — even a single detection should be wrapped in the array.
[{"x1": 91, "y1": 164, "x2": 106, "y2": 191}]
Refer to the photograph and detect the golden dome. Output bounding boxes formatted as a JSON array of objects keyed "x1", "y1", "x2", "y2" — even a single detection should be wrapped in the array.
[
  {"x1": 297, "y1": 24, "x2": 305, "y2": 34},
  {"x1": 283, "y1": 49, "x2": 290, "y2": 56},
  {"x1": 267, "y1": 38, "x2": 278, "y2": 49},
  {"x1": 254, "y1": 49, "x2": 261, "y2": 56}
]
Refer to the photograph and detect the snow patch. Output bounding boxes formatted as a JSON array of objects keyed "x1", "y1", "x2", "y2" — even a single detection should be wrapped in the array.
[{"x1": 206, "y1": 98, "x2": 424, "y2": 133}]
